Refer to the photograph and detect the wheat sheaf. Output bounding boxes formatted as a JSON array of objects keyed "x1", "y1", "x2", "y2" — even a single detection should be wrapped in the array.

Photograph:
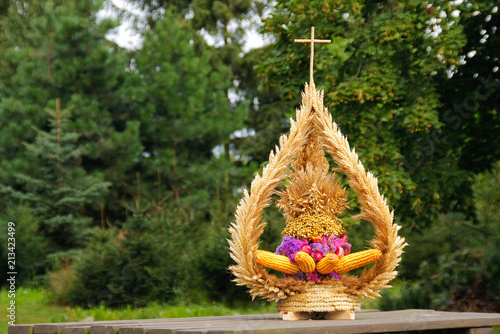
[{"x1": 228, "y1": 83, "x2": 406, "y2": 302}]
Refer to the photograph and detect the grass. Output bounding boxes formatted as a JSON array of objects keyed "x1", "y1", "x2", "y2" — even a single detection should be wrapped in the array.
[{"x1": 2, "y1": 288, "x2": 69, "y2": 333}]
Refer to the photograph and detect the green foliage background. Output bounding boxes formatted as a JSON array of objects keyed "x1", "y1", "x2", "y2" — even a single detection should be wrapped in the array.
[{"x1": 0, "y1": 0, "x2": 499, "y2": 312}]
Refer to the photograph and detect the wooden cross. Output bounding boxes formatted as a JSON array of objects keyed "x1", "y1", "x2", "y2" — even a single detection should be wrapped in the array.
[{"x1": 294, "y1": 27, "x2": 331, "y2": 85}]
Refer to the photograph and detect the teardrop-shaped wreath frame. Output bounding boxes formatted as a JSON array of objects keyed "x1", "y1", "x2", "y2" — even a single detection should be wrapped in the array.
[{"x1": 228, "y1": 84, "x2": 406, "y2": 302}]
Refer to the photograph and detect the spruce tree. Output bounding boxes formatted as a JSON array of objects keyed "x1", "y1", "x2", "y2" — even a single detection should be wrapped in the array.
[
  {"x1": 124, "y1": 11, "x2": 246, "y2": 210},
  {"x1": 4, "y1": 100, "x2": 110, "y2": 251},
  {"x1": 127, "y1": 0, "x2": 263, "y2": 157},
  {"x1": 0, "y1": 0, "x2": 142, "y2": 222}
]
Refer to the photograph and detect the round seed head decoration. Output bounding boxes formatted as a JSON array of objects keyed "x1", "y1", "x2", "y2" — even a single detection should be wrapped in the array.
[
  {"x1": 281, "y1": 214, "x2": 344, "y2": 240},
  {"x1": 228, "y1": 27, "x2": 407, "y2": 318}
]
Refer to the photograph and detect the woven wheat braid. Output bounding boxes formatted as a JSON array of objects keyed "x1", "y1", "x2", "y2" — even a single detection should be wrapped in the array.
[
  {"x1": 228, "y1": 83, "x2": 406, "y2": 301},
  {"x1": 228, "y1": 91, "x2": 315, "y2": 301},
  {"x1": 312, "y1": 84, "x2": 407, "y2": 298}
]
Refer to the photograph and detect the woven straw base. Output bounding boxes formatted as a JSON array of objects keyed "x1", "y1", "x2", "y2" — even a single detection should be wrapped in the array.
[{"x1": 276, "y1": 284, "x2": 361, "y2": 313}]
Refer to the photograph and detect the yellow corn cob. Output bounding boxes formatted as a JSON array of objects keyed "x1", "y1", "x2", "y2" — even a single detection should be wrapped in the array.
[
  {"x1": 330, "y1": 249, "x2": 382, "y2": 274},
  {"x1": 316, "y1": 252, "x2": 340, "y2": 274},
  {"x1": 256, "y1": 250, "x2": 299, "y2": 275},
  {"x1": 294, "y1": 251, "x2": 316, "y2": 273}
]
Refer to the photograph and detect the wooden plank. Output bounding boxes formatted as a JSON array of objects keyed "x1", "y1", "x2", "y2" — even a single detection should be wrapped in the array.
[
  {"x1": 120, "y1": 317, "x2": 298, "y2": 334},
  {"x1": 61, "y1": 327, "x2": 91, "y2": 334},
  {"x1": 142, "y1": 320, "x2": 253, "y2": 334},
  {"x1": 93, "y1": 319, "x2": 257, "y2": 334},
  {"x1": 30, "y1": 313, "x2": 279, "y2": 328},
  {"x1": 10, "y1": 310, "x2": 500, "y2": 334},
  {"x1": 88, "y1": 326, "x2": 114, "y2": 334},
  {"x1": 119, "y1": 310, "x2": 500, "y2": 334},
  {"x1": 12, "y1": 310, "x2": 371, "y2": 333},
  {"x1": 8, "y1": 325, "x2": 34, "y2": 334},
  {"x1": 87, "y1": 315, "x2": 281, "y2": 334},
  {"x1": 34, "y1": 324, "x2": 66, "y2": 334},
  {"x1": 118, "y1": 329, "x2": 145, "y2": 334},
  {"x1": 15, "y1": 313, "x2": 279, "y2": 334},
  {"x1": 144, "y1": 311, "x2": 497, "y2": 334}
]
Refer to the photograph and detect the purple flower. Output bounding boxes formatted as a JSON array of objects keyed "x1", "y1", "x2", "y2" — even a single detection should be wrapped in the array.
[
  {"x1": 292, "y1": 272, "x2": 306, "y2": 281},
  {"x1": 330, "y1": 271, "x2": 339, "y2": 280},
  {"x1": 311, "y1": 242, "x2": 328, "y2": 255},
  {"x1": 275, "y1": 236, "x2": 304, "y2": 261}
]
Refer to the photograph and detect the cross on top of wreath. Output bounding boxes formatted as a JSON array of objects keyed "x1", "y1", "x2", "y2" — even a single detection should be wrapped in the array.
[{"x1": 294, "y1": 26, "x2": 331, "y2": 85}]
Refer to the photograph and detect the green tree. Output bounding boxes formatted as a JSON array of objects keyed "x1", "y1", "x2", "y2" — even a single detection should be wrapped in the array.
[
  {"x1": 380, "y1": 161, "x2": 500, "y2": 312},
  {"x1": 392, "y1": 1, "x2": 500, "y2": 304},
  {"x1": 256, "y1": 0, "x2": 472, "y2": 230},
  {"x1": 3, "y1": 100, "x2": 109, "y2": 251},
  {"x1": 91, "y1": 13, "x2": 255, "y2": 304},
  {"x1": 0, "y1": 0, "x2": 142, "y2": 222},
  {"x1": 0, "y1": 205, "x2": 49, "y2": 285},
  {"x1": 124, "y1": 11, "x2": 246, "y2": 210},
  {"x1": 126, "y1": 0, "x2": 266, "y2": 46},
  {"x1": 399, "y1": 1, "x2": 500, "y2": 279},
  {"x1": 68, "y1": 211, "x2": 186, "y2": 307},
  {"x1": 438, "y1": 1, "x2": 500, "y2": 174},
  {"x1": 232, "y1": 45, "x2": 295, "y2": 164}
]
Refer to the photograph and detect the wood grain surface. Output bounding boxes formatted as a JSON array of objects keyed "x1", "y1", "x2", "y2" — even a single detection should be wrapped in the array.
[{"x1": 8, "y1": 309, "x2": 500, "y2": 334}]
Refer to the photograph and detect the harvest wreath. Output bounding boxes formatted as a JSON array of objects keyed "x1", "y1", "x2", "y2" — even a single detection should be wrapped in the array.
[{"x1": 228, "y1": 27, "x2": 406, "y2": 320}]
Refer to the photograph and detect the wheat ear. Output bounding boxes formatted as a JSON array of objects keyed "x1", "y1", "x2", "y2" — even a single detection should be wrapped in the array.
[
  {"x1": 228, "y1": 86, "x2": 317, "y2": 301},
  {"x1": 314, "y1": 92, "x2": 407, "y2": 298}
]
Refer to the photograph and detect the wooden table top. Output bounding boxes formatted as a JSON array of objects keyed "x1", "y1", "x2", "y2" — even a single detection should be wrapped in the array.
[{"x1": 9, "y1": 309, "x2": 500, "y2": 334}]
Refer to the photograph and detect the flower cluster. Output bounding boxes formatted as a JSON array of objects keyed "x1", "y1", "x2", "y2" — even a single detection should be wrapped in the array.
[{"x1": 275, "y1": 234, "x2": 351, "y2": 281}]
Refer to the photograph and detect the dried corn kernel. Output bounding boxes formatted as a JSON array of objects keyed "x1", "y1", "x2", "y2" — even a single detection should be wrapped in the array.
[
  {"x1": 294, "y1": 251, "x2": 316, "y2": 273},
  {"x1": 316, "y1": 252, "x2": 340, "y2": 274},
  {"x1": 330, "y1": 249, "x2": 382, "y2": 274},
  {"x1": 256, "y1": 250, "x2": 299, "y2": 275}
]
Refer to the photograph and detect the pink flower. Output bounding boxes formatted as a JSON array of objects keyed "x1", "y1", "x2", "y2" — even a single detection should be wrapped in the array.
[
  {"x1": 300, "y1": 244, "x2": 312, "y2": 255},
  {"x1": 313, "y1": 251, "x2": 324, "y2": 261},
  {"x1": 306, "y1": 271, "x2": 319, "y2": 282},
  {"x1": 335, "y1": 246, "x2": 344, "y2": 258}
]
